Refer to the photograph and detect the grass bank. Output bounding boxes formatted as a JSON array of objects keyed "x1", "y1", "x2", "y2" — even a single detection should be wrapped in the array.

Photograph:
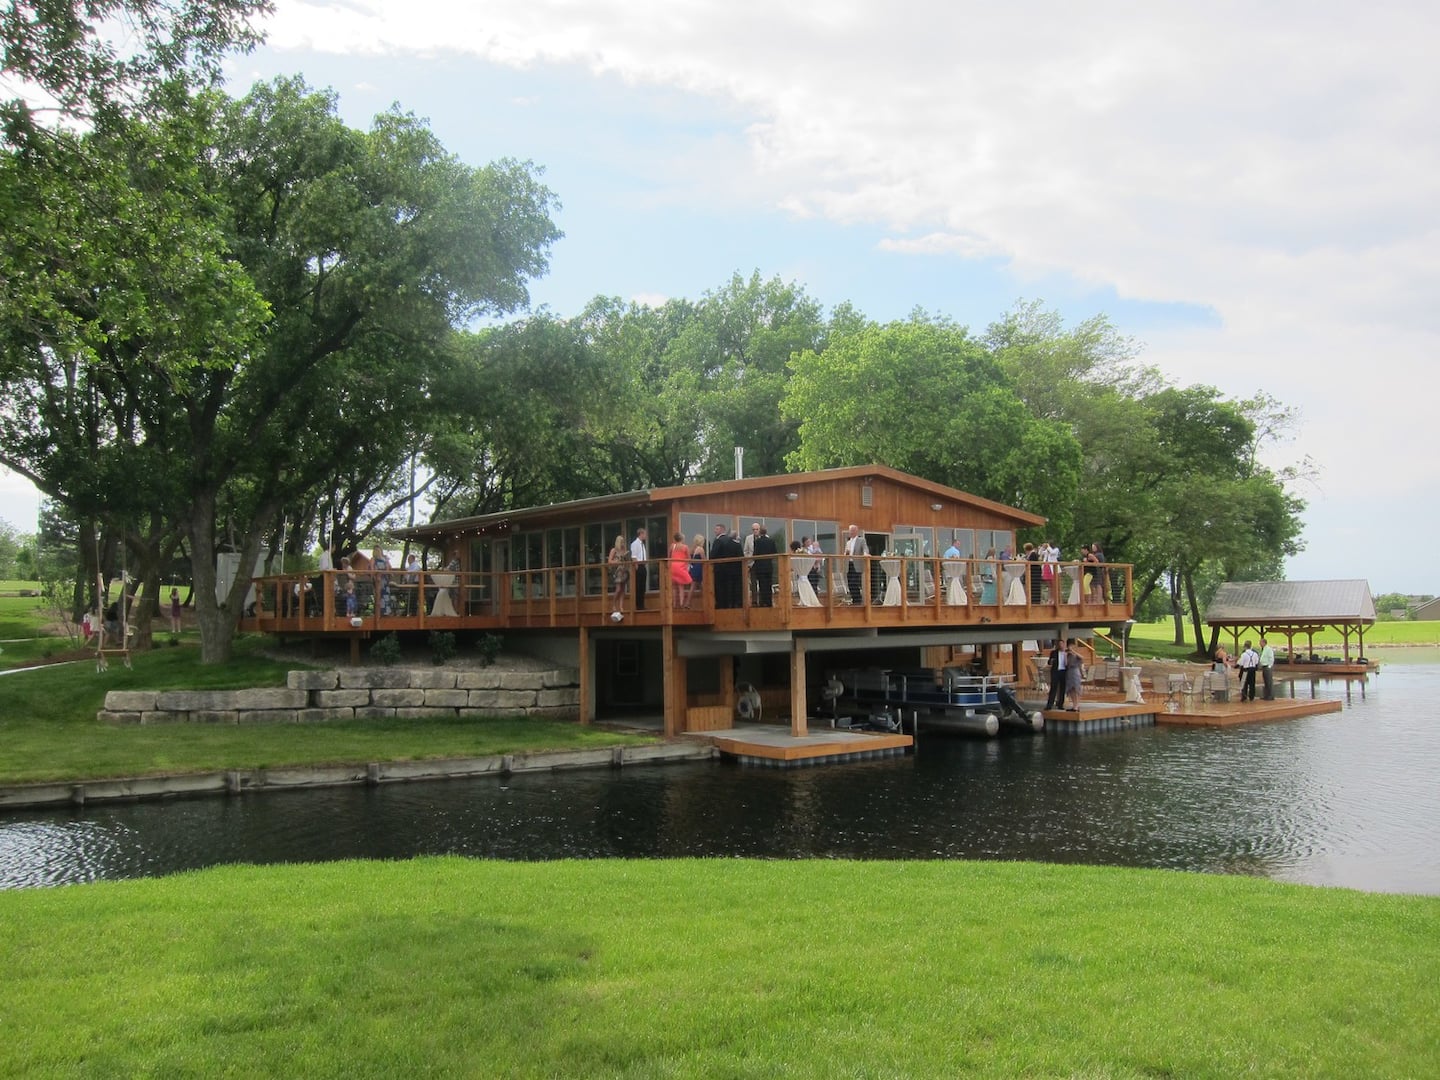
[
  {"x1": 1, "y1": 858, "x2": 1435, "y2": 1077},
  {"x1": 0, "y1": 639, "x2": 650, "y2": 786},
  {"x1": 1115, "y1": 619, "x2": 1440, "y2": 662}
]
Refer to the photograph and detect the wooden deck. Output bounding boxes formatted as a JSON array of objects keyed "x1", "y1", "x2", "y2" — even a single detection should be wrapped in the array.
[
  {"x1": 688, "y1": 724, "x2": 912, "y2": 766},
  {"x1": 1156, "y1": 695, "x2": 1344, "y2": 727},
  {"x1": 240, "y1": 556, "x2": 1135, "y2": 641}
]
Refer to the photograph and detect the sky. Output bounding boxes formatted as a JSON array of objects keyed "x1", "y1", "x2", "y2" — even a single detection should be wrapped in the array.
[{"x1": 3, "y1": 1, "x2": 1436, "y2": 595}]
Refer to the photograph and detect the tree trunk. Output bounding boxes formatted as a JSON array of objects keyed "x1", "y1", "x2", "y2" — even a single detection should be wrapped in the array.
[
  {"x1": 1170, "y1": 569, "x2": 1186, "y2": 646},
  {"x1": 189, "y1": 490, "x2": 280, "y2": 664},
  {"x1": 1184, "y1": 569, "x2": 1209, "y2": 659}
]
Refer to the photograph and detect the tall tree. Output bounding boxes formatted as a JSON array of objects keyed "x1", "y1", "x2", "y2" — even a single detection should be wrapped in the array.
[
  {"x1": 782, "y1": 314, "x2": 1081, "y2": 515},
  {"x1": 1, "y1": 77, "x2": 560, "y2": 661}
]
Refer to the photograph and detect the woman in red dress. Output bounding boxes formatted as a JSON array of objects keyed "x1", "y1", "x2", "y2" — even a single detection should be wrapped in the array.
[{"x1": 670, "y1": 531, "x2": 694, "y2": 608}]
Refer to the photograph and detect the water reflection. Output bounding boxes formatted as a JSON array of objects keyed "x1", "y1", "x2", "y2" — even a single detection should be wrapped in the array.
[{"x1": 3, "y1": 663, "x2": 1438, "y2": 895}]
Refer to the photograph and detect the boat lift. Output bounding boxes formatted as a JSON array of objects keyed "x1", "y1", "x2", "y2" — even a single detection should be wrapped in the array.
[{"x1": 827, "y1": 666, "x2": 1043, "y2": 737}]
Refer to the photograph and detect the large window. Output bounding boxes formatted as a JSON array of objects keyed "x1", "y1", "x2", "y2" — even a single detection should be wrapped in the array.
[
  {"x1": 976, "y1": 529, "x2": 1015, "y2": 560},
  {"x1": 939, "y1": 529, "x2": 975, "y2": 559}
]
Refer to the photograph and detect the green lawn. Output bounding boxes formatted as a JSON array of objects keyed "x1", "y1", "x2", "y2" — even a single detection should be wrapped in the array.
[
  {"x1": 1, "y1": 858, "x2": 1434, "y2": 1077},
  {"x1": 0, "y1": 638, "x2": 650, "y2": 785},
  {"x1": 1114, "y1": 619, "x2": 1439, "y2": 661}
]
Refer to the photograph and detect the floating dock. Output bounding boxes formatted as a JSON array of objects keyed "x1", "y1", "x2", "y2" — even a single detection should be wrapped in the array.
[{"x1": 691, "y1": 725, "x2": 911, "y2": 767}]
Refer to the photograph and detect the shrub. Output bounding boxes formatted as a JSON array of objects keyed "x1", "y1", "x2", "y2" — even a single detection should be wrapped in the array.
[
  {"x1": 370, "y1": 633, "x2": 402, "y2": 666},
  {"x1": 428, "y1": 631, "x2": 456, "y2": 666},
  {"x1": 476, "y1": 633, "x2": 503, "y2": 667}
]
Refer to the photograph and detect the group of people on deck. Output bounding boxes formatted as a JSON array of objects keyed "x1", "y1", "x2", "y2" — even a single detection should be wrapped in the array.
[{"x1": 1214, "y1": 638, "x2": 1275, "y2": 700}]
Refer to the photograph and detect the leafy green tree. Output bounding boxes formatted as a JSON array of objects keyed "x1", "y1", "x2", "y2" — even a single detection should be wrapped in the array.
[
  {"x1": 782, "y1": 314, "x2": 1081, "y2": 515},
  {"x1": 1, "y1": 77, "x2": 560, "y2": 661}
]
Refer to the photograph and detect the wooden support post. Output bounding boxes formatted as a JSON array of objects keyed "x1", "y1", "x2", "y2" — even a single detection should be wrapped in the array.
[
  {"x1": 662, "y1": 625, "x2": 686, "y2": 737},
  {"x1": 790, "y1": 638, "x2": 808, "y2": 737},
  {"x1": 577, "y1": 626, "x2": 591, "y2": 725},
  {"x1": 719, "y1": 652, "x2": 736, "y2": 721}
]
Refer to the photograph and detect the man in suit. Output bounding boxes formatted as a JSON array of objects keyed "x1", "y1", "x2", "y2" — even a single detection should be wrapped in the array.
[
  {"x1": 710, "y1": 524, "x2": 743, "y2": 608},
  {"x1": 1045, "y1": 640, "x2": 1068, "y2": 711},
  {"x1": 752, "y1": 525, "x2": 778, "y2": 606}
]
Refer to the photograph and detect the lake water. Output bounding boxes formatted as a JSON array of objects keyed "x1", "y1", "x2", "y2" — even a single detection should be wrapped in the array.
[{"x1": 3, "y1": 657, "x2": 1438, "y2": 895}]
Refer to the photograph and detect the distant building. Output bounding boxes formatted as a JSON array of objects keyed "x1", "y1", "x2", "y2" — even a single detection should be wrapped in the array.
[{"x1": 1411, "y1": 595, "x2": 1440, "y2": 621}]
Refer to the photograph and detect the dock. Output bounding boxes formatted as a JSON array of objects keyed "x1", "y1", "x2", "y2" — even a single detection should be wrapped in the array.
[{"x1": 689, "y1": 725, "x2": 911, "y2": 767}]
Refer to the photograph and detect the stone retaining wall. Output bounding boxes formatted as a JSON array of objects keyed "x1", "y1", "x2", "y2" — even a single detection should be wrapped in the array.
[{"x1": 97, "y1": 666, "x2": 582, "y2": 724}]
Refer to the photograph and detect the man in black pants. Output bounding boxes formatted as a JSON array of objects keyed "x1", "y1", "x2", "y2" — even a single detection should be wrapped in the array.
[
  {"x1": 1045, "y1": 640, "x2": 1068, "y2": 711},
  {"x1": 1237, "y1": 640, "x2": 1260, "y2": 701}
]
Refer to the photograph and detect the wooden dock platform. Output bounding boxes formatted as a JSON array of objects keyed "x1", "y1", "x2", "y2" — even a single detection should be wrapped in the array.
[
  {"x1": 1155, "y1": 696, "x2": 1343, "y2": 727},
  {"x1": 688, "y1": 724, "x2": 912, "y2": 767}
]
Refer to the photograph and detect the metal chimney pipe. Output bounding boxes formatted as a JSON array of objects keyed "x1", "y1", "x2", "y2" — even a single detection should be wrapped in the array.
[{"x1": 734, "y1": 446, "x2": 744, "y2": 480}]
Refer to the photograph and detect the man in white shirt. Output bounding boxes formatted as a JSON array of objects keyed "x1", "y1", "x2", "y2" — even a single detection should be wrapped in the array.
[
  {"x1": 630, "y1": 528, "x2": 649, "y2": 609},
  {"x1": 743, "y1": 522, "x2": 761, "y2": 604},
  {"x1": 1237, "y1": 640, "x2": 1260, "y2": 701},
  {"x1": 1258, "y1": 637, "x2": 1275, "y2": 700}
]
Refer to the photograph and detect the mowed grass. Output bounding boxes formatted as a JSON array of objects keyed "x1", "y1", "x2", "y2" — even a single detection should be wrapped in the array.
[
  {"x1": 0, "y1": 638, "x2": 650, "y2": 785},
  {"x1": 1121, "y1": 619, "x2": 1440, "y2": 661},
  {"x1": 1, "y1": 858, "x2": 1435, "y2": 1077}
]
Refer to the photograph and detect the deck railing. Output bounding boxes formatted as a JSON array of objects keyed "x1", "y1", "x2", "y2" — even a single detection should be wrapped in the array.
[{"x1": 240, "y1": 554, "x2": 1133, "y2": 634}]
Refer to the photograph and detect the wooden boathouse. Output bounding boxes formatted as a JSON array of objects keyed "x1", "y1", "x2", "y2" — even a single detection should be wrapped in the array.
[
  {"x1": 240, "y1": 465, "x2": 1135, "y2": 744},
  {"x1": 1204, "y1": 580, "x2": 1378, "y2": 674}
]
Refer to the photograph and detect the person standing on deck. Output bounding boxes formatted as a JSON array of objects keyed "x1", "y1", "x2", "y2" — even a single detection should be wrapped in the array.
[
  {"x1": 752, "y1": 525, "x2": 778, "y2": 605},
  {"x1": 1258, "y1": 637, "x2": 1276, "y2": 700},
  {"x1": 844, "y1": 525, "x2": 869, "y2": 606},
  {"x1": 710, "y1": 525, "x2": 743, "y2": 609},
  {"x1": 1064, "y1": 638, "x2": 1085, "y2": 710},
  {"x1": 1045, "y1": 640, "x2": 1068, "y2": 711},
  {"x1": 630, "y1": 528, "x2": 649, "y2": 610},
  {"x1": 1237, "y1": 641, "x2": 1260, "y2": 701}
]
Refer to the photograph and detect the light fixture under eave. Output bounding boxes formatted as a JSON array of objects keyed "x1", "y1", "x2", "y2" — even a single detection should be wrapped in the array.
[
  {"x1": 930, "y1": 502, "x2": 943, "y2": 511},
  {"x1": 786, "y1": 492, "x2": 799, "y2": 501}
]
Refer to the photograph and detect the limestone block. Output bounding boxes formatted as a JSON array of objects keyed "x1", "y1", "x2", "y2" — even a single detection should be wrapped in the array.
[
  {"x1": 139, "y1": 711, "x2": 174, "y2": 725},
  {"x1": 314, "y1": 689, "x2": 372, "y2": 708},
  {"x1": 287, "y1": 670, "x2": 338, "y2": 691},
  {"x1": 499, "y1": 672, "x2": 543, "y2": 691},
  {"x1": 408, "y1": 670, "x2": 458, "y2": 689},
  {"x1": 493, "y1": 689, "x2": 537, "y2": 709},
  {"x1": 97, "y1": 710, "x2": 142, "y2": 724},
  {"x1": 371, "y1": 688, "x2": 425, "y2": 708},
  {"x1": 238, "y1": 709, "x2": 299, "y2": 724},
  {"x1": 235, "y1": 689, "x2": 307, "y2": 710},
  {"x1": 422, "y1": 689, "x2": 469, "y2": 708},
  {"x1": 395, "y1": 707, "x2": 460, "y2": 720},
  {"x1": 190, "y1": 710, "x2": 240, "y2": 724},
  {"x1": 297, "y1": 707, "x2": 355, "y2": 723},
  {"x1": 337, "y1": 669, "x2": 413, "y2": 690},
  {"x1": 456, "y1": 671, "x2": 502, "y2": 690},
  {"x1": 466, "y1": 689, "x2": 500, "y2": 709},
  {"x1": 155, "y1": 688, "x2": 305, "y2": 712},
  {"x1": 536, "y1": 688, "x2": 580, "y2": 708},
  {"x1": 542, "y1": 668, "x2": 581, "y2": 688},
  {"x1": 104, "y1": 691, "x2": 159, "y2": 711},
  {"x1": 354, "y1": 706, "x2": 396, "y2": 720}
]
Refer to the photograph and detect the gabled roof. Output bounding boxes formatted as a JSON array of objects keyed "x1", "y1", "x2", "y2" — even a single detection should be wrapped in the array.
[
  {"x1": 397, "y1": 464, "x2": 1045, "y2": 540},
  {"x1": 1204, "y1": 580, "x2": 1376, "y2": 626}
]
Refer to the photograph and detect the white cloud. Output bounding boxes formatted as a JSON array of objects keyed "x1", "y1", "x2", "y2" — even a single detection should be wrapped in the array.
[{"x1": 257, "y1": 1, "x2": 1440, "y2": 584}]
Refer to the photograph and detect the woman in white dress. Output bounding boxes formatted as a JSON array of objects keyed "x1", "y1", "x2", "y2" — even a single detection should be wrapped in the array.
[{"x1": 789, "y1": 542, "x2": 822, "y2": 606}]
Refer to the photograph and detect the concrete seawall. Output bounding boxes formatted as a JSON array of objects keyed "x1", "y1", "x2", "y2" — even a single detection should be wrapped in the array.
[{"x1": 0, "y1": 742, "x2": 715, "y2": 810}]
